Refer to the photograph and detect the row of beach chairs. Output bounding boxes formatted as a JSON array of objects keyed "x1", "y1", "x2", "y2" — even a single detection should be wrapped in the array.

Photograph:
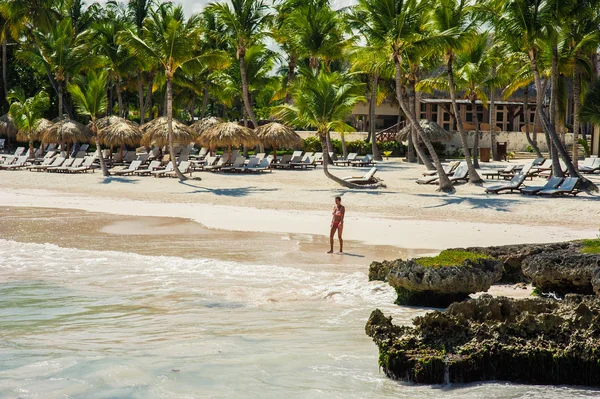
[{"x1": 485, "y1": 175, "x2": 581, "y2": 196}]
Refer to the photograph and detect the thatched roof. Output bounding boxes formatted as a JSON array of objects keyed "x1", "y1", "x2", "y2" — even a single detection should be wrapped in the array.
[
  {"x1": 396, "y1": 120, "x2": 453, "y2": 142},
  {"x1": 43, "y1": 119, "x2": 92, "y2": 143},
  {"x1": 33, "y1": 118, "x2": 54, "y2": 136},
  {"x1": 190, "y1": 116, "x2": 223, "y2": 135},
  {"x1": 140, "y1": 116, "x2": 197, "y2": 147},
  {"x1": 198, "y1": 122, "x2": 259, "y2": 148},
  {"x1": 255, "y1": 122, "x2": 302, "y2": 149},
  {"x1": 0, "y1": 114, "x2": 17, "y2": 137},
  {"x1": 97, "y1": 116, "x2": 143, "y2": 147}
]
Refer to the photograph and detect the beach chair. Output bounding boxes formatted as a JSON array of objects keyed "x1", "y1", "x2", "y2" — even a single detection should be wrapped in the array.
[
  {"x1": 485, "y1": 173, "x2": 526, "y2": 194},
  {"x1": 221, "y1": 156, "x2": 246, "y2": 172},
  {"x1": 0, "y1": 155, "x2": 28, "y2": 170},
  {"x1": 112, "y1": 160, "x2": 142, "y2": 176},
  {"x1": 292, "y1": 150, "x2": 303, "y2": 158},
  {"x1": 29, "y1": 156, "x2": 64, "y2": 172},
  {"x1": 529, "y1": 159, "x2": 552, "y2": 176},
  {"x1": 483, "y1": 164, "x2": 519, "y2": 180},
  {"x1": 350, "y1": 154, "x2": 374, "y2": 167},
  {"x1": 313, "y1": 152, "x2": 324, "y2": 164},
  {"x1": 273, "y1": 154, "x2": 293, "y2": 169},
  {"x1": 579, "y1": 157, "x2": 600, "y2": 174},
  {"x1": 165, "y1": 161, "x2": 192, "y2": 177},
  {"x1": 0, "y1": 138, "x2": 4, "y2": 151},
  {"x1": 334, "y1": 152, "x2": 357, "y2": 166},
  {"x1": 236, "y1": 157, "x2": 260, "y2": 172},
  {"x1": 423, "y1": 161, "x2": 460, "y2": 177},
  {"x1": 151, "y1": 161, "x2": 174, "y2": 177},
  {"x1": 204, "y1": 157, "x2": 226, "y2": 172},
  {"x1": 343, "y1": 167, "x2": 378, "y2": 184},
  {"x1": 254, "y1": 152, "x2": 266, "y2": 161},
  {"x1": 68, "y1": 156, "x2": 97, "y2": 173},
  {"x1": 196, "y1": 147, "x2": 209, "y2": 160},
  {"x1": 249, "y1": 158, "x2": 273, "y2": 173},
  {"x1": 13, "y1": 147, "x2": 25, "y2": 157},
  {"x1": 53, "y1": 157, "x2": 83, "y2": 172},
  {"x1": 520, "y1": 176, "x2": 563, "y2": 195},
  {"x1": 47, "y1": 157, "x2": 74, "y2": 172},
  {"x1": 136, "y1": 153, "x2": 149, "y2": 164},
  {"x1": 448, "y1": 163, "x2": 470, "y2": 184},
  {"x1": 45, "y1": 143, "x2": 57, "y2": 152},
  {"x1": 26, "y1": 155, "x2": 55, "y2": 170},
  {"x1": 538, "y1": 177, "x2": 581, "y2": 196},
  {"x1": 79, "y1": 144, "x2": 89, "y2": 153},
  {"x1": 290, "y1": 155, "x2": 316, "y2": 169},
  {"x1": 135, "y1": 160, "x2": 161, "y2": 176},
  {"x1": 538, "y1": 160, "x2": 568, "y2": 178},
  {"x1": 532, "y1": 157, "x2": 545, "y2": 166},
  {"x1": 178, "y1": 148, "x2": 190, "y2": 162}
]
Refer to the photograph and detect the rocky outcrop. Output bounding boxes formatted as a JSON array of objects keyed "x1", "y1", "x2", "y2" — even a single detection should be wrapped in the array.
[
  {"x1": 381, "y1": 257, "x2": 503, "y2": 307},
  {"x1": 522, "y1": 251, "x2": 600, "y2": 295},
  {"x1": 366, "y1": 294, "x2": 600, "y2": 386},
  {"x1": 457, "y1": 241, "x2": 582, "y2": 283}
]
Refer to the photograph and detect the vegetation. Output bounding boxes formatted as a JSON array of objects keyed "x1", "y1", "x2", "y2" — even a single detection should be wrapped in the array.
[
  {"x1": 581, "y1": 238, "x2": 600, "y2": 254},
  {"x1": 414, "y1": 250, "x2": 490, "y2": 267},
  {"x1": 0, "y1": 0, "x2": 598, "y2": 189}
]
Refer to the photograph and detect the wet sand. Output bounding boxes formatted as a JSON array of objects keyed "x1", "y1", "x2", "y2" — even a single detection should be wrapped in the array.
[{"x1": 0, "y1": 207, "x2": 431, "y2": 268}]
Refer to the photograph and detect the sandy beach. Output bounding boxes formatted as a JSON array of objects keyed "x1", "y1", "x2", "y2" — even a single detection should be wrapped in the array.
[{"x1": 0, "y1": 159, "x2": 598, "y2": 250}]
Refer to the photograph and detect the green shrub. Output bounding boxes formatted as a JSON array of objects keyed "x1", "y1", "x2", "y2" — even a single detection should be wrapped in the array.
[
  {"x1": 582, "y1": 238, "x2": 600, "y2": 254},
  {"x1": 526, "y1": 145, "x2": 534, "y2": 153},
  {"x1": 414, "y1": 250, "x2": 490, "y2": 268}
]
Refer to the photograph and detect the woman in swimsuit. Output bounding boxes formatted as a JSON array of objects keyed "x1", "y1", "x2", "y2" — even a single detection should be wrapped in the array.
[{"x1": 329, "y1": 196, "x2": 345, "y2": 254}]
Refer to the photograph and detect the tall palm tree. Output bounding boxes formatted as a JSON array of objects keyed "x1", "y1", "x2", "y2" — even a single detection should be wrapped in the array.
[
  {"x1": 431, "y1": 0, "x2": 483, "y2": 184},
  {"x1": 127, "y1": 0, "x2": 153, "y2": 124},
  {"x1": 67, "y1": 70, "x2": 110, "y2": 176},
  {"x1": 122, "y1": 4, "x2": 226, "y2": 180},
  {"x1": 273, "y1": 70, "x2": 368, "y2": 188},
  {"x1": 355, "y1": 0, "x2": 454, "y2": 192},
  {"x1": 7, "y1": 87, "x2": 49, "y2": 156},
  {"x1": 208, "y1": 0, "x2": 270, "y2": 131},
  {"x1": 17, "y1": 18, "x2": 97, "y2": 120}
]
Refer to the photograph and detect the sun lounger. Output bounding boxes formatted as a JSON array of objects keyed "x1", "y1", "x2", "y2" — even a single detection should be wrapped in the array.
[
  {"x1": 30, "y1": 156, "x2": 65, "y2": 172},
  {"x1": 254, "y1": 152, "x2": 266, "y2": 161},
  {"x1": 47, "y1": 157, "x2": 74, "y2": 172},
  {"x1": 538, "y1": 177, "x2": 581, "y2": 196},
  {"x1": 273, "y1": 154, "x2": 293, "y2": 169},
  {"x1": 290, "y1": 155, "x2": 316, "y2": 169},
  {"x1": 292, "y1": 150, "x2": 303, "y2": 158},
  {"x1": 26, "y1": 156, "x2": 55, "y2": 170},
  {"x1": 193, "y1": 156, "x2": 216, "y2": 170},
  {"x1": 248, "y1": 158, "x2": 273, "y2": 173},
  {"x1": 538, "y1": 160, "x2": 568, "y2": 178},
  {"x1": 529, "y1": 159, "x2": 552, "y2": 176},
  {"x1": 164, "y1": 161, "x2": 192, "y2": 177},
  {"x1": 0, "y1": 155, "x2": 28, "y2": 170},
  {"x1": 136, "y1": 153, "x2": 149, "y2": 164},
  {"x1": 483, "y1": 164, "x2": 519, "y2": 180},
  {"x1": 313, "y1": 152, "x2": 324, "y2": 164},
  {"x1": 135, "y1": 161, "x2": 161, "y2": 176},
  {"x1": 150, "y1": 161, "x2": 174, "y2": 177},
  {"x1": 13, "y1": 147, "x2": 25, "y2": 157},
  {"x1": 68, "y1": 156, "x2": 97, "y2": 173},
  {"x1": 532, "y1": 157, "x2": 545, "y2": 166},
  {"x1": 334, "y1": 153, "x2": 357, "y2": 166},
  {"x1": 235, "y1": 157, "x2": 260, "y2": 172},
  {"x1": 343, "y1": 167, "x2": 378, "y2": 184},
  {"x1": 222, "y1": 157, "x2": 246, "y2": 172},
  {"x1": 485, "y1": 173, "x2": 526, "y2": 194},
  {"x1": 579, "y1": 157, "x2": 600, "y2": 174},
  {"x1": 350, "y1": 154, "x2": 374, "y2": 167},
  {"x1": 204, "y1": 157, "x2": 226, "y2": 172},
  {"x1": 112, "y1": 160, "x2": 142, "y2": 176},
  {"x1": 196, "y1": 147, "x2": 209, "y2": 160},
  {"x1": 53, "y1": 157, "x2": 83, "y2": 172},
  {"x1": 448, "y1": 163, "x2": 470, "y2": 184},
  {"x1": 520, "y1": 176, "x2": 563, "y2": 195}
]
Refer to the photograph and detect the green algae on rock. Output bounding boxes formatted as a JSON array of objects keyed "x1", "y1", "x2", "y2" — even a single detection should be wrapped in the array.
[{"x1": 366, "y1": 294, "x2": 600, "y2": 386}]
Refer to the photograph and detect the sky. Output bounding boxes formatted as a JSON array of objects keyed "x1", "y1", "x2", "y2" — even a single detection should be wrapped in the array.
[{"x1": 95, "y1": 0, "x2": 355, "y2": 17}]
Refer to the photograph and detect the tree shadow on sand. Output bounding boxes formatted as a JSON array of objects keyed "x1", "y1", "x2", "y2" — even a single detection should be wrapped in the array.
[
  {"x1": 101, "y1": 177, "x2": 140, "y2": 184},
  {"x1": 417, "y1": 193, "x2": 514, "y2": 212},
  {"x1": 178, "y1": 180, "x2": 278, "y2": 197}
]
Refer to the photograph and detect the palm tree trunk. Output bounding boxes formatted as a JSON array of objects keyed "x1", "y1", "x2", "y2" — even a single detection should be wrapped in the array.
[
  {"x1": 325, "y1": 131, "x2": 333, "y2": 160},
  {"x1": 409, "y1": 84, "x2": 435, "y2": 169},
  {"x1": 472, "y1": 99, "x2": 480, "y2": 168},
  {"x1": 394, "y1": 57, "x2": 453, "y2": 192},
  {"x1": 91, "y1": 122, "x2": 109, "y2": 176},
  {"x1": 239, "y1": 51, "x2": 258, "y2": 129},
  {"x1": 489, "y1": 69, "x2": 497, "y2": 161},
  {"x1": 29, "y1": 139, "x2": 34, "y2": 159},
  {"x1": 145, "y1": 73, "x2": 154, "y2": 120},
  {"x1": 58, "y1": 81, "x2": 63, "y2": 119},
  {"x1": 285, "y1": 56, "x2": 296, "y2": 104},
  {"x1": 116, "y1": 79, "x2": 124, "y2": 118},
  {"x1": 573, "y1": 62, "x2": 581, "y2": 167},
  {"x1": 2, "y1": 38, "x2": 7, "y2": 100},
  {"x1": 137, "y1": 70, "x2": 145, "y2": 124},
  {"x1": 523, "y1": 87, "x2": 543, "y2": 157},
  {"x1": 529, "y1": 51, "x2": 581, "y2": 179},
  {"x1": 320, "y1": 133, "x2": 366, "y2": 188},
  {"x1": 447, "y1": 55, "x2": 482, "y2": 184},
  {"x1": 406, "y1": 81, "x2": 417, "y2": 163},
  {"x1": 370, "y1": 73, "x2": 382, "y2": 160},
  {"x1": 201, "y1": 83, "x2": 210, "y2": 118},
  {"x1": 167, "y1": 76, "x2": 186, "y2": 181},
  {"x1": 549, "y1": 43, "x2": 564, "y2": 177},
  {"x1": 341, "y1": 133, "x2": 348, "y2": 158}
]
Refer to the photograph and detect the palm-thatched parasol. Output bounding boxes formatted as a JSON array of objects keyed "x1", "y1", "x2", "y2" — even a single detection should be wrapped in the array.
[
  {"x1": 255, "y1": 122, "x2": 302, "y2": 161},
  {"x1": 396, "y1": 119, "x2": 453, "y2": 143},
  {"x1": 43, "y1": 119, "x2": 92, "y2": 151},
  {"x1": 198, "y1": 122, "x2": 259, "y2": 162},
  {"x1": 0, "y1": 114, "x2": 17, "y2": 138},
  {"x1": 33, "y1": 118, "x2": 54, "y2": 136},
  {"x1": 190, "y1": 116, "x2": 223, "y2": 135},
  {"x1": 96, "y1": 116, "x2": 143, "y2": 159},
  {"x1": 140, "y1": 116, "x2": 197, "y2": 147}
]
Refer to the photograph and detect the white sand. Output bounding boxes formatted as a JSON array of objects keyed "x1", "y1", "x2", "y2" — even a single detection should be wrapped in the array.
[{"x1": 0, "y1": 159, "x2": 598, "y2": 250}]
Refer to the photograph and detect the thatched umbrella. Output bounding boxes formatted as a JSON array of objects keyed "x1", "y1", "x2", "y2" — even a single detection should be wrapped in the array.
[
  {"x1": 0, "y1": 114, "x2": 17, "y2": 150},
  {"x1": 33, "y1": 118, "x2": 53, "y2": 136},
  {"x1": 396, "y1": 119, "x2": 453, "y2": 142},
  {"x1": 198, "y1": 122, "x2": 259, "y2": 162},
  {"x1": 97, "y1": 116, "x2": 143, "y2": 160},
  {"x1": 43, "y1": 119, "x2": 92, "y2": 156},
  {"x1": 140, "y1": 116, "x2": 197, "y2": 147},
  {"x1": 190, "y1": 116, "x2": 223, "y2": 135},
  {"x1": 255, "y1": 122, "x2": 302, "y2": 161}
]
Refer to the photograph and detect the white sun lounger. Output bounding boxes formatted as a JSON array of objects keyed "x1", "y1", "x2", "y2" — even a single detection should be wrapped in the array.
[{"x1": 343, "y1": 167, "x2": 378, "y2": 184}]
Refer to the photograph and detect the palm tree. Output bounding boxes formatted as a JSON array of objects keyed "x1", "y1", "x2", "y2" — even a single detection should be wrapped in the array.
[
  {"x1": 208, "y1": 0, "x2": 270, "y2": 131},
  {"x1": 431, "y1": 0, "x2": 483, "y2": 184},
  {"x1": 67, "y1": 70, "x2": 110, "y2": 176},
  {"x1": 273, "y1": 70, "x2": 369, "y2": 188},
  {"x1": 7, "y1": 87, "x2": 49, "y2": 156},
  {"x1": 121, "y1": 3, "x2": 226, "y2": 180},
  {"x1": 17, "y1": 18, "x2": 97, "y2": 120},
  {"x1": 355, "y1": 0, "x2": 454, "y2": 192},
  {"x1": 127, "y1": 0, "x2": 153, "y2": 124}
]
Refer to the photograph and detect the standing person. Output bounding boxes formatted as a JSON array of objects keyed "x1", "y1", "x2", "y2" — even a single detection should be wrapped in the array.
[{"x1": 328, "y1": 196, "x2": 345, "y2": 254}]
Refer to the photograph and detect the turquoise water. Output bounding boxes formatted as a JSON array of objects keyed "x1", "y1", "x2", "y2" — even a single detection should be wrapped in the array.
[{"x1": 1, "y1": 239, "x2": 599, "y2": 398}]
